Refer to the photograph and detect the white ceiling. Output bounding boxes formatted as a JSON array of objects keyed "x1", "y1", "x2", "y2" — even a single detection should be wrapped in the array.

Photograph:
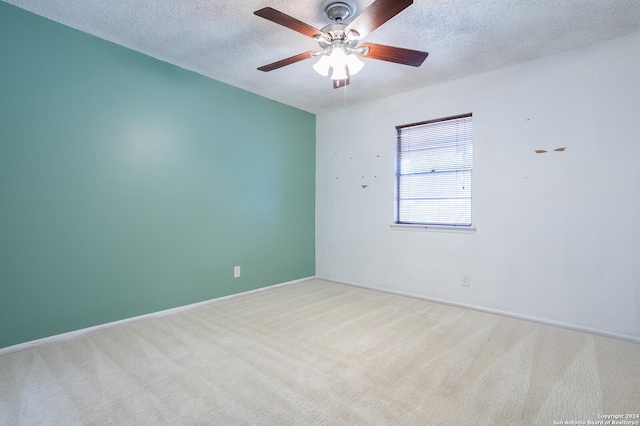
[{"x1": 4, "y1": 0, "x2": 640, "y2": 114}]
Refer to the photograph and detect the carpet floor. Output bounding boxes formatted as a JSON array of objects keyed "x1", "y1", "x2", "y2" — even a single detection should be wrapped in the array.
[{"x1": 1, "y1": 279, "x2": 639, "y2": 425}]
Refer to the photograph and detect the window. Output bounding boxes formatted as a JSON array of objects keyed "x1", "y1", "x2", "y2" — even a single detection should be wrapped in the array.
[{"x1": 395, "y1": 113, "x2": 473, "y2": 226}]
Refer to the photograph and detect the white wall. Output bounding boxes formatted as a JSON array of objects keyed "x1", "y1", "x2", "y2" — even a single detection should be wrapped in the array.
[{"x1": 316, "y1": 31, "x2": 640, "y2": 341}]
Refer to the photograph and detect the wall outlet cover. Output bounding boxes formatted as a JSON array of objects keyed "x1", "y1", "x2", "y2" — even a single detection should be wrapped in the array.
[{"x1": 461, "y1": 273, "x2": 470, "y2": 287}]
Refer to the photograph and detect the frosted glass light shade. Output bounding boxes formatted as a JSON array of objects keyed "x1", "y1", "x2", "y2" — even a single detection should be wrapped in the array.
[
  {"x1": 345, "y1": 53, "x2": 364, "y2": 75},
  {"x1": 313, "y1": 55, "x2": 331, "y2": 76},
  {"x1": 328, "y1": 48, "x2": 349, "y2": 81},
  {"x1": 331, "y1": 65, "x2": 348, "y2": 80}
]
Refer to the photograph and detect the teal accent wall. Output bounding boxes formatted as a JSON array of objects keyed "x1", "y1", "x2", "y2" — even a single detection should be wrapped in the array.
[{"x1": 0, "y1": 2, "x2": 316, "y2": 349}]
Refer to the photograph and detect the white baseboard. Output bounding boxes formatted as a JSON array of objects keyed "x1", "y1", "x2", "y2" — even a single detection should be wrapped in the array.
[
  {"x1": 5, "y1": 274, "x2": 635, "y2": 357},
  {"x1": 317, "y1": 275, "x2": 640, "y2": 345},
  {"x1": 0, "y1": 276, "x2": 315, "y2": 357}
]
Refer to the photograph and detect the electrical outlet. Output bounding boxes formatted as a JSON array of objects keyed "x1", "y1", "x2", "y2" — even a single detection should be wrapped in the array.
[
  {"x1": 461, "y1": 273, "x2": 470, "y2": 287},
  {"x1": 234, "y1": 266, "x2": 241, "y2": 278}
]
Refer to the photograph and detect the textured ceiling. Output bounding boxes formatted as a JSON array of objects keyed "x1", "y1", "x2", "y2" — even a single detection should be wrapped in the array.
[{"x1": 4, "y1": 0, "x2": 640, "y2": 113}]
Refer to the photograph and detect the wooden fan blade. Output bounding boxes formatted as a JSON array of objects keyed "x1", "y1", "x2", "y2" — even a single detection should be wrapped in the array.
[
  {"x1": 254, "y1": 7, "x2": 324, "y2": 39},
  {"x1": 257, "y1": 51, "x2": 317, "y2": 72},
  {"x1": 333, "y1": 76, "x2": 350, "y2": 89},
  {"x1": 346, "y1": 0, "x2": 413, "y2": 38},
  {"x1": 360, "y1": 42, "x2": 428, "y2": 67}
]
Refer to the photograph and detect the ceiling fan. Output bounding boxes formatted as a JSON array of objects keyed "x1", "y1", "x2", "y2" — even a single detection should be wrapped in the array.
[{"x1": 254, "y1": 0, "x2": 429, "y2": 89}]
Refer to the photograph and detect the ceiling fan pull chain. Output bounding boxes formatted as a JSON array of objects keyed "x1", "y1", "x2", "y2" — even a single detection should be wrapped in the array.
[{"x1": 344, "y1": 82, "x2": 347, "y2": 107}]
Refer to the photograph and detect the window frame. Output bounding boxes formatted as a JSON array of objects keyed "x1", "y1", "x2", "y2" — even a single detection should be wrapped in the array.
[{"x1": 394, "y1": 113, "x2": 474, "y2": 230}]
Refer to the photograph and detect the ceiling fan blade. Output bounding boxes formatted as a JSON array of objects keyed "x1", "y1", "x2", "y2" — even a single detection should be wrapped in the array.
[
  {"x1": 346, "y1": 0, "x2": 413, "y2": 39},
  {"x1": 254, "y1": 7, "x2": 324, "y2": 39},
  {"x1": 360, "y1": 43, "x2": 428, "y2": 67},
  {"x1": 333, "y1": 77, "x2": 350, "y2": 89},
  {"x1": 257, "y1": 51, "x2": 318, "y2": 72}
]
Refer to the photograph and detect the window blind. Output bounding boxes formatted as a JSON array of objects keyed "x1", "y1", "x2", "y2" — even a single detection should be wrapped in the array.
[{"x1": 396, "y1": 114, "x2": 473, "y2": 226}]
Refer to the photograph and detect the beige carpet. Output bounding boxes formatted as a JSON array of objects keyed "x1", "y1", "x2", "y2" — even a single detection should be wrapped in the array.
[{"x1": 1, "y1": 279, "x2": 639, "y2": 425}]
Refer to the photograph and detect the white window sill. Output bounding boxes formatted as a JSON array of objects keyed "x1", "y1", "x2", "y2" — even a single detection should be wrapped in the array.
[{"x1": 390, "y1": 223, "x2": 476, "y2": 233}]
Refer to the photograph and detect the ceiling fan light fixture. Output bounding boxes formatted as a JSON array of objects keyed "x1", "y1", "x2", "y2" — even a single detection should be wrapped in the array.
[
  {"x1": 345, "y1": 53, "x2": 364, "y2": 75},
  {"x1": 329, "y1": 45, "x2": 347, "y2": 60},
  {"x1": 331, "y1": 64, "x2": 348, "y2": 80},
  {"x1": 328, "y1": 47, "x2": 348, "y2": 80},
  {"x1": 313, "y1": 45, "x2": 364, "y2": 80},
  {"x1": 313, "y1": 54, "x2": 332, "y2": 76}
]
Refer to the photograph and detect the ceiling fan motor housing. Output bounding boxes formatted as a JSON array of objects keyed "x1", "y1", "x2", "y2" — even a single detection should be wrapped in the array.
[{"x1": 323, "y1": 0, "x2": 357, "y2": 22}]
